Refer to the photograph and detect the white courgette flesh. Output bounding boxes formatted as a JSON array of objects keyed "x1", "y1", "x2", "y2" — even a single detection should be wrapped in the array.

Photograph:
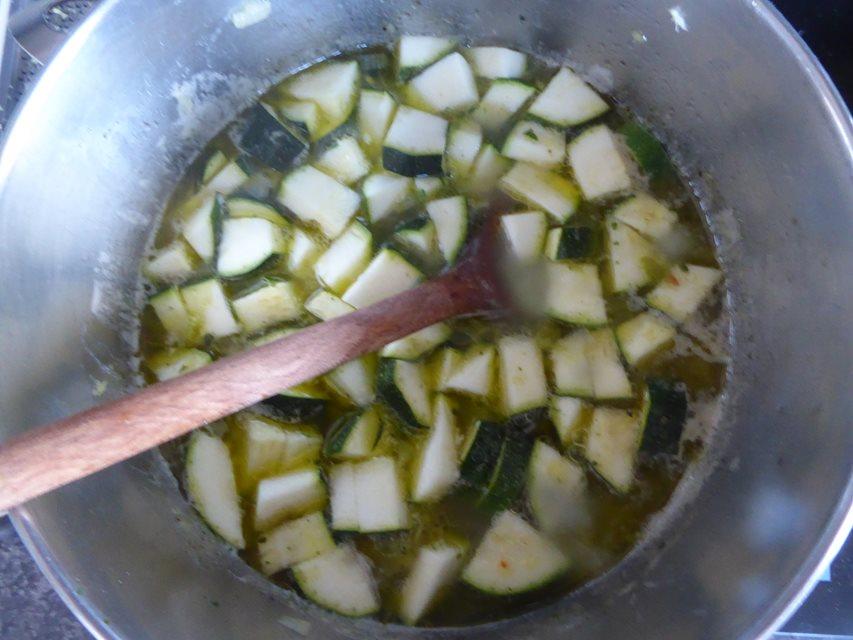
[
  {"x1": 234, "y1": 413, "x2": 322, "y2": 488},
  {"x1": 399, "y1": 541, "x2": 466, "y2": 624},
  {"x1": 612, "y1": 193, "x2": 678, "y2": 240},
  {"x1": 545, "y1": 261, "x2": 607, "y2": 326},
  {"x1": 646, "y1": 264, "x2": 722, "y2": 322},
  {"x1": 410, "y1": 395, "x2": 460, "y2": 502},
  {"x1": 327, "y1": 357, "x2": 376, "y2": 406},
  {"x1": 149, "y1": 287, "x2": 195, "y2": 344},
  {"x1": 182, "y1": 195, "x2": 223, "y2": 263},
  {"x1": 464, "y1": 46, "x2": 527, "y2": 79},
  {"x1": 381, "y1": 322, "x2": 451, "y2": 360},
  {"x1": 323, "y1": 405, "x2": 382, "y2": 460},
  {"x1": 282, "y1": 60, "x2": 360, "y2": 138},
  {"x1": 472, "y1": 80, "x2": 535, "y2": 134},
  {"x1": 498, "y1": 335, "x2": 548, "y2": 416},
  {"x1": 359, "y1": 90, "x2": 397, "y2": 156},
  {"x1": 304, "y1": 289, "x2": 355, "y2": 321},
  {"x1": 500, "y1": 162, "x2": 580, "y2": 222},
  {"x1": 586, "y1": 328, "x2": 633, "y2": 400},
  {"x1": 314, "y1": 221, "x2": 373, "y2": 294},
  {"x1": 502, "y1": 120, "x2": 566, "y2": 168},
  {"x1": 500, "y1": 211, "x2": 547, "y2": 261},
  {"x1": 258, "y1": 511, "x2": 335, "y2": 575},
  {"x1": 293, "y1": 544, "x2": 380, "y2": 616},
  {"x1": 549, "y1": 395, "x2": 588, "y2": 446},
  {"x1": 426, "y1": 196, "x2": 468, "y2": 264},
  {"x1": 407, "y1": 52, "x2": 479, "y2": 114},
  {"x1": 232, "y1": 279, "x2": 302, "y2": 334},
  {"x1": 585, "y1": 407, "x2": 643, "y2": 492},
  {"x1": 181, "y1": 278, "x2": 240, "y2": 338},
  {"x1": 528, "y1": 441, "x2": 588, "y2": 535},
  {"x1": 443, "y1": 118, "x2": 483, "y2": 182},
  {"x1": 342, "y1": 248, "x2": 422, "y2": 308},
  {"x1": 378, "y1": 358, "x2": 433, "y2": 427},
  {"x1": 528, "y1": 67, "x2": 609, "y2": 127},
  {"x1": 383, "y1": 106, "x2": 449, "y2": 177},
  {"x1": 568, "y1": 124, "x2": 632, "y2": 200},
  {"x1": 316, "y1": 135, "x2": 371, "y2": 184},
  {"x1": 363, "y1": 172, "x2": 413, "y2": 223},
  {"x1": 278, "y1": 165, "x2": 360, "y2": 238},
  {"x1": 442, "y1": 344, "x2": 495, "y2": 398},
  {"x1": 464, "y1": 144, "x2": 512, "y2": 196},
  {"x1": 606, "y1": 219, "x2": 666, "y2": 293},
  {"x1": 462, "y1": 511, "x2": 568, "y2": 595},
  {"x1": 396, "y1": 35, "x2": 456, "y2": 80},
  {"x1": 144, "y1": 241, "x2": 196, "y2": 284},
  {"x1": 287, "y1": 227, "x2": 322, "y2": 274},
  {"x1": 186, "y1": 432, "x2": 245, "y2": 548},
  {"x1": 146, "y1": 348, "x2": 211, "y2": 381},
  {"x1": 216, "y1": 217, "x2": 283, "y2": 278},
  {"x1": 254, "y1": 466, "x2": 327, "y2": 531},
  {"x1": 615, "y1": 312, "x2": 676, "y2": 366},
  {"x1": 329, "y1": 457, "x2": 409, "y2": 532}
]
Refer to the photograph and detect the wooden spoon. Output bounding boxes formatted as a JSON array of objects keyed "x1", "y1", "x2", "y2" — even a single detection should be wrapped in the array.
[{"x1": 0, "y1": 206, "x2": 510, "y2": 511}]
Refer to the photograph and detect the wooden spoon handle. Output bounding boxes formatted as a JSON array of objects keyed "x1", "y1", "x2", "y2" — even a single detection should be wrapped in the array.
[{"x1": 0, "y1": 271, "x2": 482, "y2": 511}]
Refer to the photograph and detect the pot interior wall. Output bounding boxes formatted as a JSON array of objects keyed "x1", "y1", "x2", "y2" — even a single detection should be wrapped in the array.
[{"x1": 0, "y1": 1, "x2": 850, "y2": 639}]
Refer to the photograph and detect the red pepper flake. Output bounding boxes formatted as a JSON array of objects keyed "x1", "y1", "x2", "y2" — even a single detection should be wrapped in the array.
[
  {"x1": 667, "y1": 274, "x2": 680, "y2": 286},
  {"x1": 499, "y1": 559, "x2": 509, "y2": 569}
]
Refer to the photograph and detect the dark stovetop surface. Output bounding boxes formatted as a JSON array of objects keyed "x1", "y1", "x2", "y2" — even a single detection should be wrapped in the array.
[{"x1": 0, "y1": 1, "x2": 850, "y2": 639}]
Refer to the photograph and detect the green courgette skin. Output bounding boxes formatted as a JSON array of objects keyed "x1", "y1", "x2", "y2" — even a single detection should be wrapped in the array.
[
  {"x1": 478, "y1": 433, "x2": 533, "y2": 511},
  {"x1": 262, "y1": 394, "x2": 327, "y2": 423},
  {"x1": 376, "y1": 359, "x2": 422, "y2": 428},
  {"x1": 240, "y1": 104, "x2": 307, "y2": 172},
  {"x1": 640, "y1": 379, "x2": 687, "y2": 456},
  {"x1": 459, "y1": 421, "x2": 504, "y2": 488},
  {"x1": 382, "y1": 148, "x2": 443, "y2": 177},
  {"x1": 620, "y1": 122, "x2": 671, "y2": 180},
  {"x1": 555, "y1": 226, "x2": 596, "y2": 260}
]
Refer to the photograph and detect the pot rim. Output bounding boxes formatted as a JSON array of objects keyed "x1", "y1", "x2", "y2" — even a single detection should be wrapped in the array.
[{"x1": 7, "y1": 0, "x2": 853, "y2": 638}]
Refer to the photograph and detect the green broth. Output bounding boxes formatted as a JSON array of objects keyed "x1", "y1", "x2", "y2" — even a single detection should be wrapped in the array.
[{"x1": 139, "y1": 42, "x2": 727, "y2": 627}]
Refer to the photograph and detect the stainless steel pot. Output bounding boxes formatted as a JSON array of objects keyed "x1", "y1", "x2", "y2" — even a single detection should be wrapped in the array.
[{"x1": 0, "y1": 1, "x2": 850, "y2": 638}]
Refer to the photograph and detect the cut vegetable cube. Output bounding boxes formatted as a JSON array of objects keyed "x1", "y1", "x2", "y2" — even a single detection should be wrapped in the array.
[
  {"x1": 278, "y1": 166, "x2": 361, "y2": 238},
  {"x1": 407, "y1": 52, "x2": 479, "y2": 114},
  {"x1": 443, "y1": 344, "x2": 495, "y2": 398},
  {"x1": 287, "y1": 227, "x2": 322, "y2": 275},
  {"x1": 149, "y1": 287, "x2": 195, "y2": 344},
  {"x1": 315, "y1": 136, "x2": 371, "y2": 184},
  {"x1": 144, "y1": 241, "x2": 196, "y2": 284},
  {"x1": 500, "y1": 162, "x2": 579, "y2": 222},
  {"x1": 181, "y1": 278, "x2": 240, "y2": 338},
  {"x1": 528, "y1": 441, "x2": 587, "y2": 535},
  {"x1": 586, "y1": 328, "x2": 633, "y2": 400},
  {"x1": 639, "y1": 379, "x2": 688, "y2": 456},
  {"x1": 459, "y1": 420, "x2": 504, "y2": 487},
  {"x1": 585, "y1": 407, "x2": 643, "y2": 492},
  {"x1": 225, "y1": 197, "x2": 287, "y2": 226},
  {"x1": 568, "y1": 124, "x2": 632, "y2": 200},
  {"x1": 254, "y1": 466, "x2": 327, "y2": 530},
  {"x1": 182, "y1": 195, "x2": 224, "y2": 263},
  {"x1": 479, "y1": 433, "x2": 533, "y2": 511},
  {"x1": 327, "y1": 356, "x2": 376, "y2": 406},
  {"x1": 545, "y1": 225, "x2": 595, "y2": 261},
  {"x1": 342, "y1": 248, "x2": 422, "y2": 308},
  {"x1": 186, "y1": 432, "x2": 245, "y2": 548},
  {"x1": 612, "y1": 193, "x2": 678, "y2": 240},
  {"x1": 426, "y1": 196, "x2": 468, "y2": 264},
  {"x1": 358, "y1": 90, "x2": 397, "y2": 156},
  {"x1": 362, "y1": 172, "x2": 413, "y2": 224},
  {"x1": 383, "y1": 106, "x2": 449, "y2": 177},
  {"x1": 414, "y1": 176, "x2": 443, "y2": 198},
  {"x1": 606, "y1": 219, "x2": 666, "y2": 293},
  {"x1": 381, "y1": 322, "x2": 451, "y2": 360},
  {"x1": 646, "y1": 264, "x2": 722, "y2": 322},
  {"x1": 464, "y1": 46, "x2": 527, "y2": 79},
  {"x1": 329, "y1": 463, "x2": 359, "y2": 531},
  {"x1": 232, "y1": 279, "x2": 302, "y2": 334},
  {"x1": 313, "y1": 221, "x2": 372, "y2": 294},
  {"x1": 544, "y1": 261, "x2": 607, "y2": 326},
  {"x1": 239, "y1": 103, "x2": 307, "y2": 172},
  {"x1": 399, "y1": 541, "x2": 466, "y2": 624},
  {"x1": 355, "y1": 456, "x2": 409, "y2": 532},
  {"x1": 258, "y1": 511, "x2": 334, "y2": 575},
  {"x1": 234, "y1": 413, "x2": 322, "y2": 488},
  {"x1": 443, "y1": 118, "x2": 483, "y2": 182},
  {"x1": 435, "y1": 347, "x2": 464, "y2": 391},
  {"x1": 472, "y1": 80, "x2": 535, "y2": 134},
  {"x1": 216, "y1": 217, "x2": 283, "y2": 278},
  {"x1": 463, "y1": 144, "x2": 512, "y2": 196},
  {"x1": 498, "y1": 335, "x2": 548, "y2": 416},
  {"x1": 549, "y1": 331, "x2": 595, "y2": 397},
  {"x1": 411, "y1": 395, "x2": 460, "y2": 502},
  {"x1": 293, "y1": 545, "x2": 379, "y2": 617},
  {"x1": 202, "y1": 160, "x2": 249, "y2": 197},
  {"x1": 549, "y1": 395, "x2": 588, "y2": 446},
  {"x1": 462, "y1": 511, "x2": 568, "y2": 595},
  {"x1": 323, "y1": 406, "x2": 382, "y2": 460},
  {"x1": 304, "y1": 289, "x2": 355, "y2": 321},
  {"x1": 615, "y1": 312, "x2": 676, "y2": 366},
  {"x1": 396, "y1": 35, "x2": 456, "y2": 81},
  {"x1": 377, "y1": 358, "x2": 433, "y2": 428},
  {"x1": 528, "y1": 67, "x2": 608, "y2": 127},
  {"x1": 502, "y1": 120, "x2": 566, "y2": 168},
  {"x1": 500, "y1": 211, "x2": 547, "y2": 261},
  {"x1": 394, "y1": 215, "x2": 439, "y2": 261},
  {"x1": 276, "y1": 99, "x2": 324, "y2": 141},
  {"x1": 201, "y1": 149, "x2": 228, "y2": 185},
  {"x1": 282, "y1": 60, "x2": 360, "y2": 138},
  {"x1": 146, "y1": 348, "x2": 211, "y2": 381}
]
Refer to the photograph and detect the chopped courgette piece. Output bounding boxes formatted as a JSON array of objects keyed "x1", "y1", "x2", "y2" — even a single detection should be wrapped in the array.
[
  {"x1": 396, "y1": 35, "x2": 456, "y2": 81},
  {"x1": 354, "y1": 456, "x2": 409, "y2": 532},
  {"x1": 144, "y1": 241, "x2": 197, "y2": 284},
  {"x1": 323, "y1": 406, "x2": 382, "y2": 460},
  {"x1": 646, "y1": 264, "x2": 722, "y2": 322},
  {"x1": 443, "y1": 118, "x2": 483, "y2": 183},
  {"x1": 407, "y1": 52, "x2": 479, "y2": 114},
  {"x1": 502, "y1": 120, "x2": 566, "y2": 168},
  {"x1": 549, "y1": 330, "x2": 595, "y2": 397},
  {"x1": 399, "y1": 540, "x2": 466, "y2": 624},
  {"x1": 287, "y1": 227, "x2": 323, "y2": 275},
  {"x1": 313, "y1": 221, "x2": 373, "y2": 294},
  {"x1": 239, "y1": 103, "x2": 307, "y2": 171},
  {"x1": 225, "y1": 196, "x2": 287, "y2": 226},
  {"x1": 149, "y1": 287, "x2": 195, "y2": 344},
  {"x1": 464, "y1": 46, "x2": 527, "y2": 79},
  {"x1": 426, "y1": 196, "x2": 468, "y2": 264},
  {"x1": 282, "y1": 60, "x2": 360, "y2": 139},
  {"x1": 377, "y1": 358, "x2": 432, "y2": 428},
  {"x1": 585, "y1": 407, "x2": 643, "y2": 492},
  {"x1": 500, "y1": 162, "x2": 579, "y2": 222},
  {"x1": 186, "y1": 432, "x2": 245, "y2": 548},
  {"x1": 146, "y1": 348, "x2": 211, "y2": 381},
  {"x1": 463, "y1": 144, "x2": 512, "y2": 196},
  {"x1": 394, "y1": 214, "x2": 439, "y2": 262},
  {"x1": 500, "y1": 211, "x2": 548, "y2": 261},
  {"x1": 362, "y1": 172, "x2": 413, "y2": 224},
  {"x1": 549, "y1": 395, "x2": 589, "y2": 446},
  {"x1": 544, "y1": 261, "x2": 607, "y2": 326},
  {"x1": 358, "y1": 90, "x2": 397, "y2": 156},
  {"x1": 411, "y1": 394, "x2": 460, "y2": 502},
  {"x1": 459, "y1": 420, "x2": 504, "y2": 488},
  {"x1": 327, "y1": 357, "x2": 376, "y2": 406},
  {"x1": 202, "y1": 160, "x2": 249, "y2": 196},
  {"x1": 545, "y1": 225, "x2": 596, "y2": 260},
  {"x1": 471, "y1": 79, "x2": 535, "y2": 135},
  {"x1": 442, "y1": 344, "x2": 496, "y2": 399},
  {"x1": 278, "y1": 165, "x2": 360, "y2": 239},
  {"x1": 315, "y1": 136, "x2": 371, "y2": 185},
  {"x1": 216, "y1": 217, "x2": 284, "y2": 278},
  {"x1": 479, "y1": 433, "x2": 533, "y2": 511},
  {"x1": 527, "y1": 441, "x2": 588, "y2": 535},
  {"x1": 254, "y1": 466, "x2": 327, "y2": 530},
  {"x1": 292, "y1": 545, "x2": 380, "y2": 617},
  {"x1": 414, "y1": 176, "x2": 443, "y2": 199},
  {"x1": 276, "y1": 99, "x2": 324, "y2": 141},
  {"x1": 586, "y1": 328, "x2": 632, "y2": 400},
  {"x1": 329, "y1": 462, "x2": 359, "y2": 531},
  {"x1": 606, "y1": 219, "x2": 667, "y2": 293},
  {"x1": 383, "y1": 106, "x2": 449, "y2": 177},
  {"x1": 181, "y1": 278, "x2": 240, "y2": 338},
  {"x1": 528, "y1": 67, "x2": 609, "y2": 127},
  {"x1": 612, "y1": 193, "x2": 678, "y2": 240},
  {"x1": 182, "y1": 194, "x2": 225, "y2": 263},
  {"x1": 639, "y1": 379, "x2": 688, "y2": 456},
  {"x1": 342, "y1": 248, "x2": 422, "y2": 308},
  {"x1": 620, "y1": 121, "x2": 671, "y2": 179},
  {"x1": 568, "y1": 124, "x2": 632, "y2": 200},
  {"x1": 304, "y1": 289, "x2": 355, "y2": 321},
  {"x1": 497, "y1": 335, "x2": 548, "y2": 416},
  {"x1": 381, "y1": 322, "x2": 451, "y2": 360},
  {"x1": 201, "y1": 149, "x2": 229, "y2": 184},
  {"x1": 615, "y1": 312, "x2": 676, "y2": 366},
  {"x1": 232, "y1": 278, "x2": 302, "y2": 334},
  {"x1": 462, "y1": 511, "x2": 568, "y2": 595},
  {"x1": 258, "y1": 511, "x2": 335, "y2": 575}
]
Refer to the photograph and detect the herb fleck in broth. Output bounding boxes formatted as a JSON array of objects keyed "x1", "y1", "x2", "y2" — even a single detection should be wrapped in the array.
[{"x1": 139, "y1": 39, "x2": 727, "y2": 627}]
